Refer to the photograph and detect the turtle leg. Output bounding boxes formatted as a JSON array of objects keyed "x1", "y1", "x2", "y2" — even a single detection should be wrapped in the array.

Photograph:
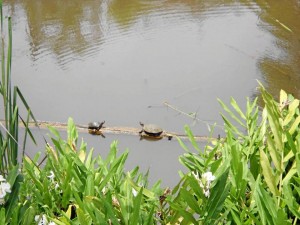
[
  {"x1": 99, "y1": 121, "x2": 105, "y2": 130},
  {"x1": 139, "y1": 134, "x2": 144, "y2": 141}
]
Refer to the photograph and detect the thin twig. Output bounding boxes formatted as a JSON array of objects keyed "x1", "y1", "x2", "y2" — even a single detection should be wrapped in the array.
[{"x1": 163, "y1": 101, "x2": 224, "y2": 129}]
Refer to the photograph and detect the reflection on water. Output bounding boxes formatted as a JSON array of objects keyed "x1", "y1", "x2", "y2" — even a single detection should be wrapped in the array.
[
  {"x1": 6, "y1": 0, "x2": 298, "y2": 98},
  {"x1": 255, "y1": 0, "x2": 300, "y2": 98},
  {"x1": 22, "y1": 0, "x2": 104, "y2": 64}
]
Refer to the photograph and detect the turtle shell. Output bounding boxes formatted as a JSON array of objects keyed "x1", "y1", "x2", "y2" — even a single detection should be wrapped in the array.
[
  {"x1": 142, "y1": 124, "x2": 163, "y2": 137},
  {"x1": 88, "y1": 121, "x2": 104, "y2": 130}
]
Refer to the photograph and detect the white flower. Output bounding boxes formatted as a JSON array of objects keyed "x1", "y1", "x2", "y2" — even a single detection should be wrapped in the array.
[
  {"x1": 203, "y1": 189, "x2": 210, "y2": 197},
  {"x1": 132, "y1": 188, "x2": 138, "y2": 197},
  {"x1": 1, "y1": 182, "x2": 11, "y2": 193},
  {"x1": 0, "y1": 176, "x2": 11, "y2": 200},
  {"x1": 201, "y1": 171, "x2": 215, "y2": 198},
  {"x1": 192, "y1": 171, "x2": 215, "y2": 198},
  {"x1": 34, "y1": 214, "x2": 56, "y2": 225},
  {"x1": 47, "y1": 171, "x2": 55, "y2": 182},
  {"x1": 35, "y1": 214, "x2": 48, "y2": 225},
  {"x1": 202, "y1": 172, "x2": 215, "y2": 183},
  {"x1": 0, "y1": 175, "x2": 5, "y2": 182}
]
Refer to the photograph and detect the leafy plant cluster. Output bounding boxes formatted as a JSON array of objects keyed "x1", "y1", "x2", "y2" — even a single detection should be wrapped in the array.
[
  {"x1": 18, "y1": 118, "x2": 163, "y2": 225},
  {"x1": 166, "y1": 83, "x2": 300, "y2": 225}
]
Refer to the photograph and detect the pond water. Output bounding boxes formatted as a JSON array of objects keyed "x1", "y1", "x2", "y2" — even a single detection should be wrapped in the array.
[{"x1": 3, "y1": 0, "x2": 300, "y2": 187}]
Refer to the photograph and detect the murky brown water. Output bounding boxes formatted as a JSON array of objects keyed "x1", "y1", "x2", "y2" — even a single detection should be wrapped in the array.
[{"x1": 3, "y1": 0, "x2": 300, "y2": 186}]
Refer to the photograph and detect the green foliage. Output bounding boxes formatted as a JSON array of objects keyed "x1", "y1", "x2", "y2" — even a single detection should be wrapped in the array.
[
  {"x1": 17, "y1": 118, "x2": 162, "y2": 224},
  {"x1": 164, "y1": 83, "x2": 300, "y2": 224},
  {"x1": 0, "y1": 3, "x2": 36, "y2": 223}
]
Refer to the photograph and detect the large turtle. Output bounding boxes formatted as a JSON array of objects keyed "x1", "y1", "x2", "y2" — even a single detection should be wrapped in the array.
[
  {"x1": 88, "y1": 121, "x2": 105, "y2": 136},
  {"x1": 139, "y1": 122, "x2": 163, "y2": 138}
]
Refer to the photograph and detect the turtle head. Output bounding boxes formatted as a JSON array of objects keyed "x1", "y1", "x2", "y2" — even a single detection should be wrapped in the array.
[{"x1": 139, "y1": 122, "x2": 144, "y2": 127}]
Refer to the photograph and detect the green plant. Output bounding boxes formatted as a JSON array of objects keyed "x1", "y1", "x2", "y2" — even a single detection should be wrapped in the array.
[
  {"x1": 0, "y1": 1, "x2": 37, "y2": 222},
  {"x1": 19, "y1": 118, "x2": 162, "y2": 224},
  {"x1": 163, "y1": 83, "x2": 300, "y2": 224}
]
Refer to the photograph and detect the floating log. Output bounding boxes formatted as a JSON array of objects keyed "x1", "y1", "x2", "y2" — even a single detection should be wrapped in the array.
[{"x1": 2, "y1": 120, "x2": 218, "y2": 142}]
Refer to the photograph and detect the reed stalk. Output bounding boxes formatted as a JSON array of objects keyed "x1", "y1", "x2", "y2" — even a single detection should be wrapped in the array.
[{"x1": 0, "y1": 0, "x2": 36, "y2": 174}]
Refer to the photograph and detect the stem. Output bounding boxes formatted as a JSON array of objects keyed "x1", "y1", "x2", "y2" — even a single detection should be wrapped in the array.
[{"x1": 163, "y1": 101, "x2": 224, "y2": 129}]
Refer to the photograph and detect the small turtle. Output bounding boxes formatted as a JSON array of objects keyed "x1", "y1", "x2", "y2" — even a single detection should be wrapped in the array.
[
  {"x1": 88, "y1": 121, "x2": 105, "y2": 135},
  {"x1": 139, "y1": 122, "x2": 163, "y2": 138}
]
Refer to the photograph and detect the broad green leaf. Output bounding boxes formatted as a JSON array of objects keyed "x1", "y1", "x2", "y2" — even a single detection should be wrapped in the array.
[
  {"x1": 283, "y1": 150, "x2": 294, "y2": 163},
  {"x1": 168, "y1": 202, "x2": 197, "y2": 224},
  {"x1": 144, "y1": 206, "x2": 155, "y2": 225},
  {"x1": 77, "y1": 207, "x2": 91, "y2": 225},
  {"x1": 204, "y1": 168, "x2": 230, "y2": 224},
  {"x1": 48, "y1": 126, "x2": 61, "y2": 139},
  {"x1": 187, "y1": 175, "x2": 204, "y2": 199},
  {"x1": 0, "y1": 208, "x2": 6, "y2": 225},
  {"x1": 51, "y1": 218, "x2": 69, "y2": 225},
  {"x1": 220, "y1": 114, "x2": 244, "y2": 136},
  {"x1": 5, "y1": 173, "x2": 23, "y2": 220},
  {"x1": 176, "y1": 136, "x2": 191, "y2": 152},
  {"x1": 283, "y1": 99, "x2": 299, "y2": 126},
  {"x1": 127, "y1": 176, "x2": 156, "y2": 199},
  {"x1": 84, "y1": 174, "x2": 94, "y2": 196},
  {"x1": 78, "y1": 149, "x2": 86, "y2": 163},
  {"x1": 184, "y1": 125, "x2": 200, "y2": 151},
  {"x1": 266, "y1": 106, "x2": 283, "y2": 150},
  {"x1": 218, "y1": 99, "x2": 245, "y2": 127},
  {"x1": 260, "y1": 149, "x2": 279, "y2": 196},
  {"x1": 266, "y1": 133, "x2": 281, "y2": 172},
  {"x1": 21, "y1": 206, "x2": 36, "y2": 225},
  {"x1": 103, "y1": 196, "x2": 120, "y2": 224},
  {"x1": 282, "y1": 162, "x2": 297, "y2": 184},
  {"x1": 285, "y1": 131, "x2": 297, "y2": 156},
  {"x1": 230, "y1": 209, "x2": 242, "y2": 225},
  {"x1": 276, "y1": 209, "x2": 289, "y2": 225},
  {"x1": 85, "y1": 148, "x2": 94, "y2": 169},
  {"x1": 289, "y1": 115, "x2": 300, "y2": 135},
  {"x1": 180, "y1": 188, "x2": 201, "y2": 214},
  {"x1": 67, "y1": 117, "x2": 78, "y2": 147},
  {"x1": 105, "y1": 141, "x2": 118, "y2": 165},
  {"x1": 24, "y1": 156, "x2": 43, "y2": 190},
  {"x1": 230, "y1": 97, "x2": 246, "y2": 120},
  {"x1": 99, "y1": 152, "x2": 128, "y2": 192},
  {"x1": 296, "y1": 153, "x2": 300, "y2": 177},
  {"x1": 131, "y1": 187, "x2": 143, "y2": 225},
  {"x1": 279, "y1": 89, "x2": 288, "y2": 105},
  {"x1": 282, "y1": 182, "x2": 300, "y2": 218},
  {"x1": 253, "y1": 178, "x2": 275, "y2": 225}
]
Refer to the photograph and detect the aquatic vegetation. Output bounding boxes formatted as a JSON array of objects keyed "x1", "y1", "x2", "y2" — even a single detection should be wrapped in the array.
[
  {"x1": 18, "y1": 118, "x2": 162, "y2": 224},
  {"x1": 162, "y1": 83, "x2": 300, "y2": 224},
  {"x1": 0, "y1": 1, "x2": 37, "y2": 223}
]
